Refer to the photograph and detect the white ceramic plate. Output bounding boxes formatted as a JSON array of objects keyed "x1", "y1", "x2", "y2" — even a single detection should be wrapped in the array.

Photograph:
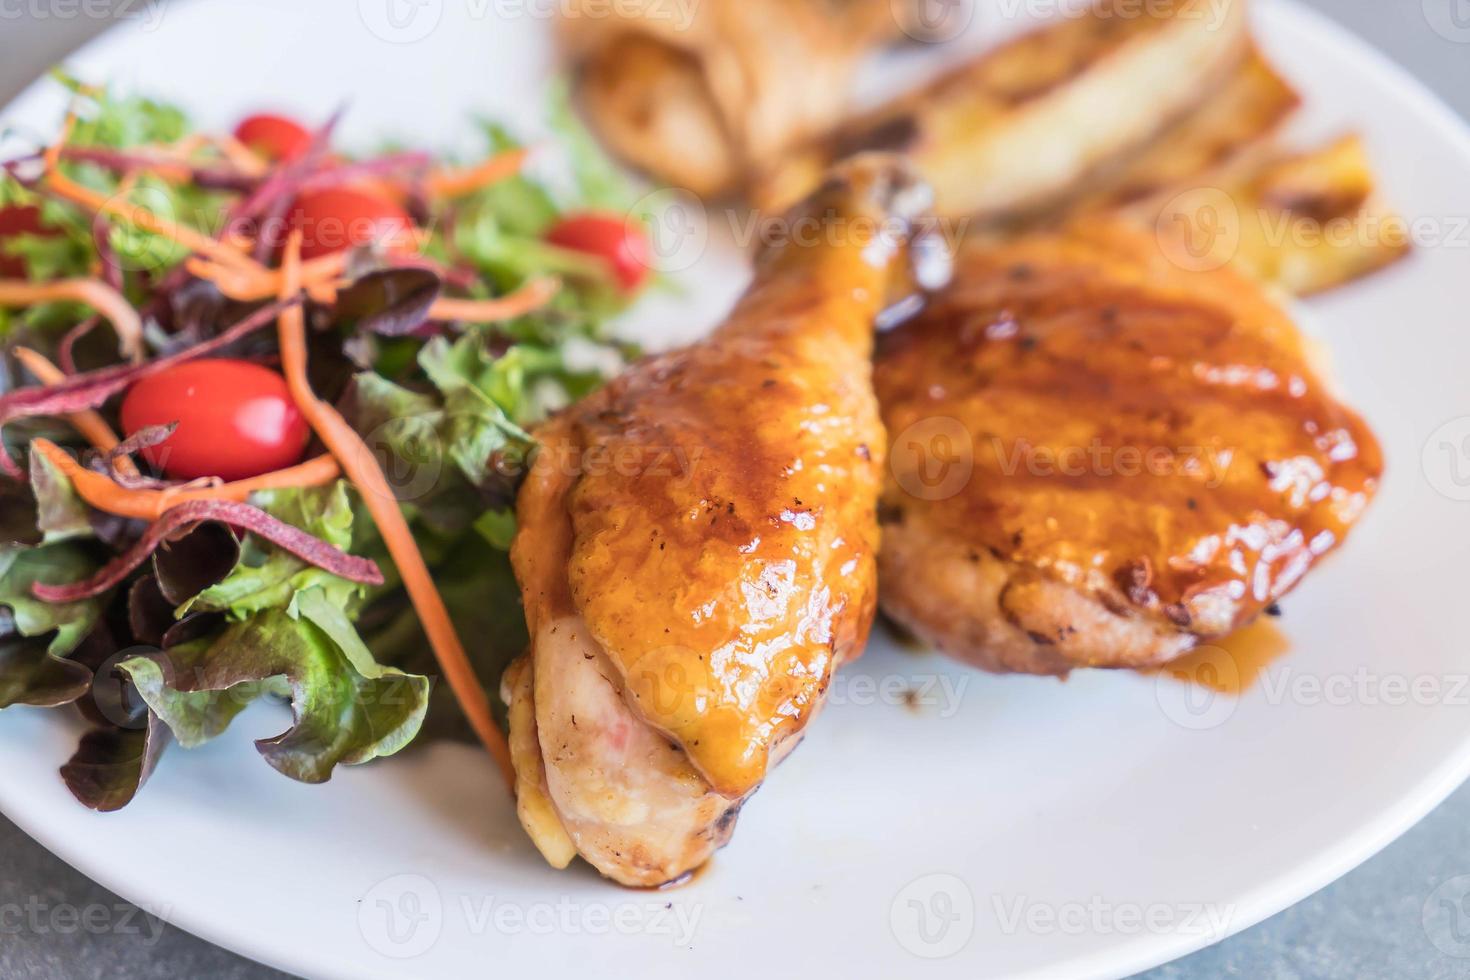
[{"x1": 3, "y1": 2, "x2": 1470, "y2": 978}]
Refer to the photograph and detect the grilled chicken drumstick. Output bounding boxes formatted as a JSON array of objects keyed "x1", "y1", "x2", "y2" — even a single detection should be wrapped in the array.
[
  {"x1": 875, "y1": 222, "x2": 1381, "y2": 674},
  {"x1": 505, "y1": 155, "x2": 943, "y2": 885}
]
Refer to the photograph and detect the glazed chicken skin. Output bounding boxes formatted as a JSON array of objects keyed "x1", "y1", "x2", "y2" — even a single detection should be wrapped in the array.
[
  {"x1": 506, "y1": 156, "x2": 939, "y2": 886},
  {"x1": 875, "y1": 222, "x2": 1381, "y2": 675}
]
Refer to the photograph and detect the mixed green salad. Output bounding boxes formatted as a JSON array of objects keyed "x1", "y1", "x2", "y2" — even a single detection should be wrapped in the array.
[{"x1": 0, "y1": 72, "x2": 650, "y2": 809}]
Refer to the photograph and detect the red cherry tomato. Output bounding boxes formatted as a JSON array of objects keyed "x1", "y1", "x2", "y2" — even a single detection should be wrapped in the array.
[
  {"x1": 233, "y1": 113, "x2": 313, "y2": 162},
  {"x1": 0, "y1": 205, "x2": 51, "y2": 278},
  {"x1": 287, "y1": 188, "x2": 417, "y2": 261},
  {"x1": 120, "y1": 359, "x2": 309, "y2": 482},
  {"x1": 544, "y1": 212, "x2": 651, "y2": 292}
]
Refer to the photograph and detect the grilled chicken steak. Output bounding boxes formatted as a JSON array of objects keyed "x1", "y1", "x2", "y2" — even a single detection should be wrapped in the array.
[{"x1": 875, "y1": 222, "x2": 1381, "y2": 674}]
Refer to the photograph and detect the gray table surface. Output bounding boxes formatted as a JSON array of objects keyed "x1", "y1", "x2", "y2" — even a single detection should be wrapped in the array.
[{"x1": 2, "y1": 3, "x2": 1469, "y2": 978}]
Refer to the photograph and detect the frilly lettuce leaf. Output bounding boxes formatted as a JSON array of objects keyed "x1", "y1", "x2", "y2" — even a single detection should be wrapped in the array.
[
  {"x1": 113, "y1": 482, "x2": 430, "y2": 782},
  {"x1": 0, "y1": 544, "x2": 104, "y2": 656},
  {"x1": 183, "y1": 482, "x2": 370, "y2": 619},
  {"x1": 0, "y1": 633, "x2": 92, "y2": 710},
  {"x1": 60, "y1": 714, "x2": 170, "y2": 813},
  {"x1": 418, "y1": 334, "x2": 534, "y2": 494},
  {"x1": 118, "y1": 587, "x2": 429, "y2": 781},
  {"x1": 0, "y1": 544, "x2": 103, "y2": 709}
]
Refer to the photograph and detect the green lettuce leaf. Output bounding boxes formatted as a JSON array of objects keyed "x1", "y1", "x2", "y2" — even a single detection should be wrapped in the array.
[
  {"x1": 0, "y1": 544, "x2": 104, "y2": 657},
  {"x1": 184, "y1": 482, "x2": 369, "y2": 619},
  {"x1": 0, "y1": 544, "x2": 103, "y2": 709},
  {"x1": 2, "y1": 73, "x2": 224, "y2": 337},
  {"x1": 29, "y1": 443, "x2": 93, "y2": 543},
  {"x1": 119, "y1": 587, "x2": 429, "y2": 782},
  {"x1": 0, "y1": 633, "x2": 92, "y2": 710},
  {"x1": 0, "y1": 477, "x2": 42, "y2": 550},
  {"x1": 360, "y1": 531, "x2": 526, "y2": 740},
  {"x1": 418, "y1": 334, "x2": 538, "y2": 490},
  {"x1": 472, "y1": 508, "x2": 517, "y2": 551}
]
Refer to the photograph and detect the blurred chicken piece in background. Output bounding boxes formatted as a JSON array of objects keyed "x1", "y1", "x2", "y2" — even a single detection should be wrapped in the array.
[
  {"x1": 562, "y1": 0, "x2": 1407, "y2": 297},
  {"x1": 559, "y1": 0, "x2": 930, "y2": 198},
  {"x1": 755, "y1": 0, "x2": 1251, "y2": 219},
  {"x1": 1137, "y1": 135, "x2": 1411, "y2": 296}
]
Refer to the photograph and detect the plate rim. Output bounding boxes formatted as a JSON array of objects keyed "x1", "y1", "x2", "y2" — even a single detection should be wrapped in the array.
[{"x1": 2, "y1": 2, "x2": 1470, "y2": 979}]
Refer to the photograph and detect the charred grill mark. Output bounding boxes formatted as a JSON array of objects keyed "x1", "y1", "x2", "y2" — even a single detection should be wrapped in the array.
[
  {"x1": 829, "y1": 114, "x2": 922, "y2": 162},
  {"x1": 1116, "y1": 559, "x2": 1156, "y2": 607},
  {"x1": 877, "y1": 501, "x2": 905, "y2": 526},
  {"x1": 1262, "y1": 187, "x2": 1370, "y2": 225}
]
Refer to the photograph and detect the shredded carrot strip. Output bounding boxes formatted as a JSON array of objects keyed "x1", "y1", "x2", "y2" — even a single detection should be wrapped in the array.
[
  {"x1": 162, "y1": 133, "x2": 209, "y2": 158},
  {"x1": 205, "y1": 134, "x2": 269, "y2": 178},
  {"x1": 12, "y1": 347, "x2": 138, "y2": 478},
  {"x1": 31, "y1": 438, "x2": 340, "y2": 521},
  {"x1": 43, "y1": 115, "x2": 263, "y2": 275},
  {"x1": 0, "y1": 278, "x2": 145, "y2": 363},
  {"x1": 306, "y1": 281, "x2": 345, "y2": 305},
  {"x1": 424, "y1": 147, "x2": 527, "y2": 198},
  {"x1": 186, "y1": 252, "x2": 348, "y2": 302},
  {"x1": 154, "y1": 132, "x2": 263, "y2": 178},
  {"x1": 87, "y1": 153, "x2": 194, "y2": 184},
  {"x1": 221, "y1": 229, "x2": 256, "y2": 254},
  {"x1": 273, "y1": 232, "x2": 514, "y2": 788},
  {"x1": 429, "y1": 277, "x2": 559, "y2": 323}
]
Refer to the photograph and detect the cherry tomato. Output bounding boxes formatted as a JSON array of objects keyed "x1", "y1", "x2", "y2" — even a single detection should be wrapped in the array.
[
  {"x1": 233, "y1": 113, "x2": 313, "y2": 162},
  {"x1": 0, "y1": 205, "x2": 51, "y2": 278},
  {"x1": 287, "y1": 188, "x2": 417, "y2": 261},
  {"x1": 120, "y1": 359, "x2": 309, "y2": 482},
  {"x1": 544, "y1": 212, "x2": 652, "y2": 292}
]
